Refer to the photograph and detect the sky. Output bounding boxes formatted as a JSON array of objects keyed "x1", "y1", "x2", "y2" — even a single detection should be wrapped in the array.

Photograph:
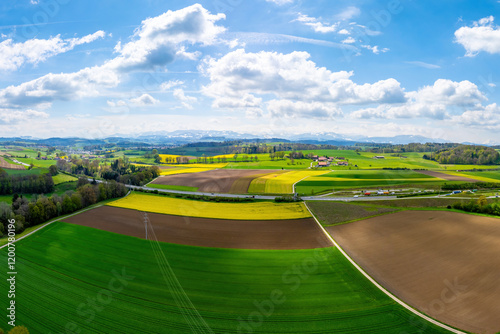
[{"x1": 0, "y1": 0, "x2": 500, "y2": 143}]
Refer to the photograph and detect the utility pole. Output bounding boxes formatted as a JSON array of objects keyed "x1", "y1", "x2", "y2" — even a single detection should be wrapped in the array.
[{"x1": 143, "y1": 213, "x2": 149, "y2": 240}]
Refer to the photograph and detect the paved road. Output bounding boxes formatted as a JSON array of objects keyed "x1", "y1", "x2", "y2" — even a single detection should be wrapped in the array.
[{"x1": 92, "y1": 179, "x2": 496, "y2": 202}]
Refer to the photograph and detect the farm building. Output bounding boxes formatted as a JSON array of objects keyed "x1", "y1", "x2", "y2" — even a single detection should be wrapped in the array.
[
  {"x1": 317, "y1": 162, "x2": 329, "y2": 167},
  {"x1": 337, "y1": 161, "x2": 349, "y2": 166},
  {"x1": 373, "y1": 156, "x2": 385, "y2": 159},
  {"x1": 318, "y1": 157, "x2": 328, "y2": 162}
]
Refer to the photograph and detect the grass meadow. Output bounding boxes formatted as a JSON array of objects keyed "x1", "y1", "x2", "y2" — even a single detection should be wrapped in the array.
[{"x1": 0, "y1": 222, "x2": 451, "y2": 334}]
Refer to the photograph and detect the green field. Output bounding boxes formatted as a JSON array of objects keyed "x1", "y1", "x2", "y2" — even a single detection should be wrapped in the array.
[
  {"x1": 307, "y1": 201, "x2": 400, "y2": 226},
  {"x1": 296, "y1": 170, "x2": 447, "y2": 195},
  {"x1": 0, "y1": 222, "x2": 451, "y2": 333},
  {"x1": 456, "y1": 170, "x2": 500, "y2": 181},
  {"x1": 15, "y1": 157, "x2": 57, "y2": 168},
  {"x1": 52, "y1": 173, "x2": 78, "y2": 184},
  {"x1": 0, "y1": 181, "x2": 77, "y2": 204},
  {"x1": 146, "y1": 184, "x2": 199, "y2": 192},
  {"x1": 3, "y1": 168, "x2": 45, "y2": 176}
]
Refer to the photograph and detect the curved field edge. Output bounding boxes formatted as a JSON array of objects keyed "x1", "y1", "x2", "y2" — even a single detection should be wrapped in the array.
[
  {"x1": 106, "y1": 192, "x2": 311, "y2": 220},
  {"x1": 0, "y1": 222, "x2": 452, "y2": 334}
]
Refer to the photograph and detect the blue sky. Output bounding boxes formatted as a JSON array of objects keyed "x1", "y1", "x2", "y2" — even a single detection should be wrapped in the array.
[{"x1": 0, "y1": 0, "x2": 499, "y2": 143}]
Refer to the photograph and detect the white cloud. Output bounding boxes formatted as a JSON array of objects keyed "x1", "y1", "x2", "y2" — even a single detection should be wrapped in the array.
[
  {"x1": 342, "y1": 37, "x2": 356, "y2": 44},
  {"x1": 267, "y1": 100, "x2": 342, "y2": 118},
  {"x1": 106, "y1": 4, "x2": 226, "y2": 72},
  {"x1": 201, "y1": 49, "x2": 406, "y2": 119},
  {"x1": 0, "y1": 108, "x2": 49, "y2": 124},
  {"x1": 360, "y1": 45, "x2": 389, "y2": 54},
  {"x1": 130, "y1": 94, "x2": 159, "y2": 106},
  {"x1": 173, "y1": 88, "x2": 197, "y2": 109},
  {"x1": 452, "y1": 103, "x2": 500, "y2": 128},
  {"x1": 455, "y1": 16, "x2": 500, "y2": 56},
  {"x1": 0, "y1": 65, "x2": 120, "y2": 108},
  {"x1": 338, "y1": 29, "x2": 350, "y2": 35},
  {"x1": 351, "y1": 79, "x2": 487, "y2": 120},
  {"x1": 0, "y1": 4, "x2": 225, "y2": 111},
  {"x1": 409, "y1": 79, "x2": 485, "y2": 106},
  {"x1": 295, "y1": 13, "x2": 337, "y2": 33},
  {"x1": 0, "y1": 31, "x2": 105, "y2": 71},
  {"x1": 265, "y1": 0, "x2": 293, "y2": 5},
  {"x1": 160, "y1": 80, "x2": 184, "y2": 90}
]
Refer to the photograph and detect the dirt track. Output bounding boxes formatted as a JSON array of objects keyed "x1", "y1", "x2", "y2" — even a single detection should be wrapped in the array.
[
  {"x1": 416, "y1": 170, "x2": 479, "y2": 182},
  {"x1": 151, "y1": 169, "x2": 279, "y2": 193},
  {"x1": 0, "y1": 157, "x2": 25, "y2": 170},
  {"x1": 63, "y1": 206, "x2": 331, "y2": 249},
  {"x1": 328, "y1": 210, "x2": 500, "y2": 334}
]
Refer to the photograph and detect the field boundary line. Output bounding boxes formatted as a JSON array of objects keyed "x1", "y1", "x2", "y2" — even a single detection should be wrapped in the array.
[
  {"x1": 0, "y1": 191, "x2": 131, "y2": 250},
  {"x1": 303, "y1": 202, "x2": 466, "y2": 334},
  {"x1": 292, "y1": 175, "x2": 312, "y2": 193}
]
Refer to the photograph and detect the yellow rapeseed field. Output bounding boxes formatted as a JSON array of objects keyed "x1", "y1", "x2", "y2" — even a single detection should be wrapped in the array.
[
  {"x1": 159, "y1": 167, "x2": 215, "y2": 176},
  {"x1": 248, "y1": 172, "x2": 285, "y2": 193},
  {"x1": 107, "y1": 193, "x2": 311, "y2": 220},
  {"x1": 442, "y1": 171, "x2": 499, "y2": 183},
  {"x1": 250, "y1": 170, "x2": 331, "y2": 194}
]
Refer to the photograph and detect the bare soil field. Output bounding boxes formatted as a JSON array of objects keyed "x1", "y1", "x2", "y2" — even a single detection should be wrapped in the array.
[
  {"x1": 151, "y1": 169, "x2": 280, "y2": 193},
  {"x1": 63, "y1": 206, "x2": 331, "y2": 249},
  {"x1": 416, "y1": 170, "x2": 479, "y2": 182},
  {"x1": 328, "y1": 210, "x2": 500, "y2": 334},
  {"x1": 0, "y1": 157, "x2": 25, "y2": 170}
]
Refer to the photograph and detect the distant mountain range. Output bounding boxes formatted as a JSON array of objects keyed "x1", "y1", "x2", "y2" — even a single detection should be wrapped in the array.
[{"x1": 0, "y1": 130, "x2": 493, "y2": 147}]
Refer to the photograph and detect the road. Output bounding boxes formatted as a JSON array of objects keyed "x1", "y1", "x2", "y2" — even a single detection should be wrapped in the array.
[{"x1": 92, "y1": 179, "x2": 496, "y2": 202}]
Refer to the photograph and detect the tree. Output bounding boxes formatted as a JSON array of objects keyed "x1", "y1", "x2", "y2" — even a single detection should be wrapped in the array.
[
  {"x1": 478, "y1": 195, "x2": 488, "y2": 207},
  {"x1": 8, "y1": 326, "x2": 29, "y2": 334},
  {"x1": 48, "y1": 165, "x2": 58, "y2": 176}
]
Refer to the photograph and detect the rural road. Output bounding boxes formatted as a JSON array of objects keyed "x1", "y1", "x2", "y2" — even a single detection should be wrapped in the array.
[{"x1": 90, "y1": 179, "x2": 491, "y2": 202}]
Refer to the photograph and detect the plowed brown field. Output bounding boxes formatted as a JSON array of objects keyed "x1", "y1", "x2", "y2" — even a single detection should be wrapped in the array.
[
  {"x1": 151, "y1": 169, "x2": 281, "y2": 193},
  {"x1": 416, "y1": 170, "x2": 479, "y2": 182},
  {"x1": 0, "y1": 157, "x2": 25, "y2": 170},
  {"x1": 328, "y1": 210, "x2": 500, "y2": 334},
  {"x1": 63, "y1": 206, "x2": 331, "y2": 249}
]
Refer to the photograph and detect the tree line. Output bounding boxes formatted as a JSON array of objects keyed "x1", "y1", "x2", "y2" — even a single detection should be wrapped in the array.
[
  {"x1": 0, "y1": 178, "x2": 127, "y2": 236},
  {"x1": 424, "y1": 145, "x2": 500, "y2": 165},
  {"x1": 452, "y1": 197, "x2": 500, "y2": 217},
  {"x1": 0, "y1": 169, "x2": 54, "y2": 195}
]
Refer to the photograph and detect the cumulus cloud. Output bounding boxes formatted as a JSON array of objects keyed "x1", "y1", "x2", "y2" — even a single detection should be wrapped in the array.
[
  {"x1": 351, "y1": 79, "x2": 486, "y2": 120},
  {"x1": 106, "y1": 4, "x2": 225, "y2": 72},
  {"x1": 455, "y1": 16, "x2": 500, "y2": 56},
  {"x1": 0, "y1": 31, "x2": 106, "y2": 71},
  {"x1": 452, "y1": 103, "x2": 500, "y2": 128},
  {"x1": 0, "y1": 4, "x2": 225, "y2": 111},
  {"x1": 0, "y1": 108, "x2": 49, "y2": 124},
  {"x1": 130, "y1": 93, "x2": 159, "y2": 106},
  {"x1": 267, "y1": 100, "x2": 342, "y2": 118},
  {"x1": 408, "y1": 79, "x2": 485, "y2": 106},
  {"x1": 173, "y1": 88, "x2": 197, "y2": 109},
  {"x1": 201, "y1": 49, "x2": 406, "y2": 118}
]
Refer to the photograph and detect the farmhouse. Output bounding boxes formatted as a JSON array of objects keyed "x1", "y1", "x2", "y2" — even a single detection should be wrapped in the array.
[
  {"x1": 318, "y1": 157, "x2": 328, "y2": 162},
  {"x1": 373, "y1": 156, "x2": 385, "y2": 159},
  {"x1": 337, "y1": 161, "x2": 349, "y2": 166},
  {"x1": 317, "y1": 162, "x2": 329, "y2": 167}
]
